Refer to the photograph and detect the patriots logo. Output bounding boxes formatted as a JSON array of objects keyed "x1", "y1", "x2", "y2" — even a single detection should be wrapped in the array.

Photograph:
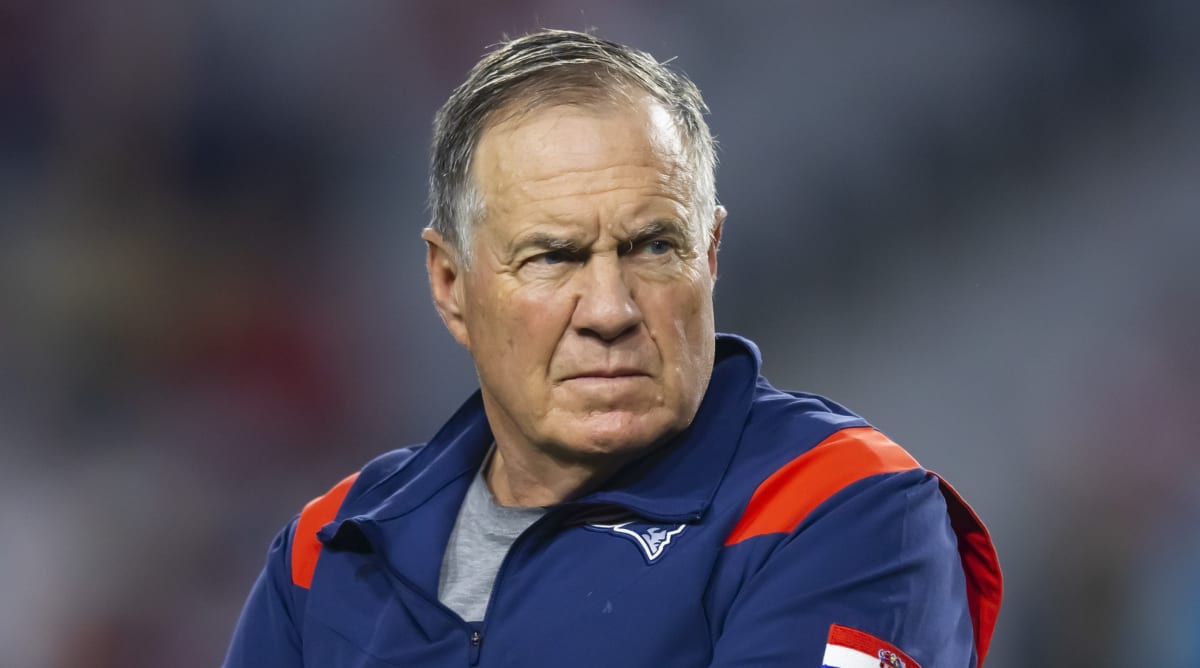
[{"x1": 585, "y1": 521, "x2": 687, "y2": 563}]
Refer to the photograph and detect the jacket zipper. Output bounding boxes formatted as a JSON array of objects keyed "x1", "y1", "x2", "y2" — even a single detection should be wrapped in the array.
[{"x1": 468, "y1": 628, "x2": 482, "y2": 664}]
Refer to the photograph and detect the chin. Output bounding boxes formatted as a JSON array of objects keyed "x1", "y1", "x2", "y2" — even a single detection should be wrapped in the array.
[{"x1": 557, "y1": 410, "x2": 679, "y2": 458}]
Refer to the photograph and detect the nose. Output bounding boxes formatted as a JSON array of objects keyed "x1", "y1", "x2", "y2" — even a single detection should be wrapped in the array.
[{"x1": 571, "y1": 253, "x2": 643, "y2": 342}]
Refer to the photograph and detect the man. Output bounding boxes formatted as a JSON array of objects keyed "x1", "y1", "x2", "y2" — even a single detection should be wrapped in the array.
[{"x1": 225, "y1": 29, "x2": 1001, "y2": 667}]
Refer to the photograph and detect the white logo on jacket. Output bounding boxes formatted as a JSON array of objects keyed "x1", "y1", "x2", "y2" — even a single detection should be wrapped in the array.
[{"x1": 586, "y1": 522, "x2": 687, "y2": 562}]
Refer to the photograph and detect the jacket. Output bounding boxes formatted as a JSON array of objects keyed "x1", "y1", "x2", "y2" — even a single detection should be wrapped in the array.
[{"x1": 225, "y1": 334, "x2": 1002, "y2": 667}]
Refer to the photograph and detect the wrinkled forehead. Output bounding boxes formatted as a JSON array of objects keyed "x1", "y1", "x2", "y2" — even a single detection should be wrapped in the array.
[{"x1": 471, "y1": 95, "x2": 691, "y2": 199}]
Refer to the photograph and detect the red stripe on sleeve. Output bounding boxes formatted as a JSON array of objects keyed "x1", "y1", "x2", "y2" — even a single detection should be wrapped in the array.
[
  {"x1": 291, "y1": 472, "x2": 360, "y2": 589},
  {"x1": 724, "y1": 427, "x2": 920, "y2": 546}
]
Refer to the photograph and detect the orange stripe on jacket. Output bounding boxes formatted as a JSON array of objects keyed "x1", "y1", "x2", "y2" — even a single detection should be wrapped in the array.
[
  {"x1": 291, "y1": 472, "x2": 360, "y2": 589},
  {"x1": 724, "y1": 427, "x2": 920, "y2": 545}
]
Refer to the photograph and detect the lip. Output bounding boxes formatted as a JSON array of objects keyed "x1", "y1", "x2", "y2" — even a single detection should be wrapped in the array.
[{"x1": 561, "y1": 369, "x2": 649, "y2": 381}]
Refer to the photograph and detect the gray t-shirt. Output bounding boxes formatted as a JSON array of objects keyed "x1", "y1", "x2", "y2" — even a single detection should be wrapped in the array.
[{"x1": 437, "y1": 465, "x2": 546, "y2": 622}]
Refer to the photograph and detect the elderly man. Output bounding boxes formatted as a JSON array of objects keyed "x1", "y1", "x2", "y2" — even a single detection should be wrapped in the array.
[{"x1": 225, "y1": 29, "x2": 1001, "y2": 668}]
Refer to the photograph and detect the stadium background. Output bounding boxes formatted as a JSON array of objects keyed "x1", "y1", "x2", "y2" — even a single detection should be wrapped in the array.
[{"x1": 2, "y1": 2, "x2": 1197, "y2": 666}]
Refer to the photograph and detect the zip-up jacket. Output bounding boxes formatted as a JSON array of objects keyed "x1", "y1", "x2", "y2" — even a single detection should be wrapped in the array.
[{"x1": 225, "y1": 335, "x2": 1002, "y2": 667}]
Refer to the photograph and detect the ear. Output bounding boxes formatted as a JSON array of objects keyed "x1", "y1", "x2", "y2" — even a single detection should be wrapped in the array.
[
  {"x1": 707, "y1": 205, "x2": 727, "y2": 278},
  {"x1": 422, "y1": 227, "x2": 471, "y2": 348}
]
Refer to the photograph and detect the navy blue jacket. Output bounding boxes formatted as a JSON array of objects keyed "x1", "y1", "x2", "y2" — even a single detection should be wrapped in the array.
[{"x1": 225, "y1": 335, "x2": 1001, "y2": 667}]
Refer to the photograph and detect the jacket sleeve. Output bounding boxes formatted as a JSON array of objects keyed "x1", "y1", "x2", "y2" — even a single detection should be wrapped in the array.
[
  {"x1": 222, "y1": 517, "x2": 306, "y2": 668},
  {"x1": 708, "y1": 469, "x2": 978, "y2": 668}
]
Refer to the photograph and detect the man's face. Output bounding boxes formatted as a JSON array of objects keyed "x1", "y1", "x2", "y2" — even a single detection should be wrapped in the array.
[{"x1": 426, "y1": 96, "x2": 724, "y2": 468}]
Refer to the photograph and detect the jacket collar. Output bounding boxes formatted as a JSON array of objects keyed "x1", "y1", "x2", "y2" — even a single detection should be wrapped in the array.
[{"x1": 343, "y1": 333, "x2": 762, "y2": 525}]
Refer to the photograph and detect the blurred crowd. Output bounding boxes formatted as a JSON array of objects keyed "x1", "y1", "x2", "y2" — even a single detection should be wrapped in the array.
[{"x1": 1, "y1": 2, "x2": 1196, "y2": 666}]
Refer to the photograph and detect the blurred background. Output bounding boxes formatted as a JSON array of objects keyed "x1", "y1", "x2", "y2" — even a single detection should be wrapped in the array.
[{"x1": 1, "y1": 1, "x2": 1197, "y2": 666}]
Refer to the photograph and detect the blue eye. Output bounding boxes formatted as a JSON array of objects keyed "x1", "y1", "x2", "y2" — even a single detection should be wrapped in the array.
[
  {"x1": 537, "y1": 251, "x2": 568, "y2": 265},
  {"x1": 644, "y1": 239, "x2": 673, "y2": 255}
]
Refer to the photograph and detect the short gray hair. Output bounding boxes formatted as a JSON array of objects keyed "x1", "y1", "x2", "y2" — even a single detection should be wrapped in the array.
[{"x1": 429, "y1": 29, "x2": 718, "y2": 263}]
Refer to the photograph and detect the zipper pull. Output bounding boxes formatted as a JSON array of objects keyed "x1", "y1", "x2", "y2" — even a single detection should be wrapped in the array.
[{"x1": 468, "y1": 629, "x2": 482, "y2": 665}]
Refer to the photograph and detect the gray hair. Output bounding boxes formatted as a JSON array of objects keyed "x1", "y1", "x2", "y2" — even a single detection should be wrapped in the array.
[{"x1": 429, "y1": 29, "x2": 718, "y2": 264}]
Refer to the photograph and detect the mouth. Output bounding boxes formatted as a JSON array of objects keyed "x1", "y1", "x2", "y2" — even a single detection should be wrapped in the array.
[{"x1": 561, "y1": 369, "x2": 650, "y2": 381}]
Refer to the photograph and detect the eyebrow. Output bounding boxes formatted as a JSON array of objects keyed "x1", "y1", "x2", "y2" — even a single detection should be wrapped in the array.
[
  {"x1": 508, "y1": 219, "x2": 694, "y2": 256},
  {"x1": 624, "y1": 219, "x2": 694, "y2": 249},
  {"x1": 511, "y1": 232, "x2": 582, "y2": 252}
]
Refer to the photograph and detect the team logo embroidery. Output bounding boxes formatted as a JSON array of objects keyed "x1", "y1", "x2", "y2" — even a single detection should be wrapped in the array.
[
  {"x1": 585, "y1": 521, "x2": 687, "y2": 563},
  {"x1": 878, "y1": 650, "x2": 905, "y2": 668}
]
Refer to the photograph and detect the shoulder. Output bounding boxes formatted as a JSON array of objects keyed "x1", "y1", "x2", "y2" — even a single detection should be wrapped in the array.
[
  {"x1": 722, "y1": 387, "x2": 1003, "y2": 661},
  {"x1": 343, "y1": 445, "x2": 427, "y2": 506},
  {"x1": 289, "y1": 444, "x2": 426, "y2": 589},
  {"x1": 302, "y1": 444, "x2": 427, "y2": 517},
  {"x1": 745, "y1": 381, "x2": 871, "y2": 439},
  {"x1": 725, "y1": 381, "x2": 909, "y2": 505},
  {"x1": 726, "y1": 421, "x2": 925, "y2": 546},
  {"x1": 722, "y1": 380, "x2": 959, "y2": 544}
]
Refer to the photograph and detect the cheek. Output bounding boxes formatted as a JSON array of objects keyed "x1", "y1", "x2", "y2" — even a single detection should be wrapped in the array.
[
  {"x1": 471, "y1": 284, "x2": 571, "y2": 362},
  {"x1": 641, "y1": 281, "x2": 715, "y2": 376},
  {"x1": 651, "y1": 278, "x2": 713, "y2": 332},
  {"x1": 463, "y1": 278, "x2": 518, "y2": 357}
]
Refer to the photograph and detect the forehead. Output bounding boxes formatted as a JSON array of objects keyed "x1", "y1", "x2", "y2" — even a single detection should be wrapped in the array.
[{"x1": 471, "y1": 97, "x2": 692, "y2": 210}]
